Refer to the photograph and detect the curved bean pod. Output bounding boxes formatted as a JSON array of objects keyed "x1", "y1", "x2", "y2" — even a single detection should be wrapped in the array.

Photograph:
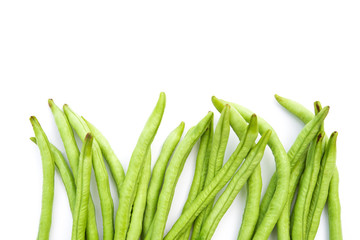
[
  {"x1": 115, "y1": 92, "x2": 166, "y2": 240},
  {"x1": 212, "y1": 96, "x2": 290, "y2": 240},
  {"x1": 143, "y1": 122, "x2": 185, "y2": 237},
  {"x1": 306, "y1": 132, "x2": 338, "y2": 240},
  {"x1": 164, "y1": 114, "x2": 258, "y2": 240},
  {"x1": 179, "y1": 115, "x2": 213, "y2": 240},
  {"x1": 49, "y1": 99, "x2": 98, "y2": 240},
  {"x1": 192, "y1": 106, "x2": 229, "y2": 240},
  {"x1": 30, "y1": 137, "x2": 76, "y2": 214},
  {"x1": 72, "y1": 133, "x2": 94, "y2": 240},
  {"x1": 127, "y1": 150, "x2": 152, "y2": 240},
  {"x1": 198, "y1": 130, "x2": 271, "y2": 240},
  {"x1": 83, "y1": 118, "x2": 125, "y2": 196},
  {"x1": 147, "y1": 112, "x2": 213, "y2": 240},
  {"x1": 30, "y1": 116, "x2": 55, "y2": 240},
  {"x1": 64, "y1": 104, "x2": 114, "y2": 240},
  {"x1": 328, "y1": 168, "x2": 342, "y2": 240},
  {"x1": 237, "y1": 165, "x2": 262, "y2": 240}
]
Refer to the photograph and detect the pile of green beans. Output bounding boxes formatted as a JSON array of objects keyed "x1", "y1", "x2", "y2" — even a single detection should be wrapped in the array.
[{"x1": 30, "y1": 93, "x2": 342, "y2": 240}]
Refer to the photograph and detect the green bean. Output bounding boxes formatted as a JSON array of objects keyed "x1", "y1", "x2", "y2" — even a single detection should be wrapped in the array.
[
  {"x1": 198, "y1": 130, "x2": 271, "y2": 240},
  {"x1": 192, "y1": 105, "x2": 230, "y2": 240},
  {"x1": 72, "y1": 133, "x2": 94, "y2": 240},
  {"x1": 115, "y1": 92, "x2": 166, "y2": 240},
  {"x1": 127, "y1": 149, "x2": 152, "y2": 240},
  {"x1": 48, "y1": 99, "x2": 98, "y2": 240},
  {"x1": 164, "y1": 114, "x2": 258, "y2": 240},
  {"x1": 83, "y1": 118, "x2": 125, "y2": 195},
  {"x1": 146, "y1": 112, "x2": 213, "y2": 240},
  {"x1": 212, "y1": 96, "x2": 290, "y2": 240},
  {"x1": 64, "y1": 104, "x2": 114, "y2": 240},
  {"x1": 328, "y1": 168, "x2": 342, "y2": 240},
  {"x1": 291, "y1": 132, "x2": 324, "y2": 240},
  {"x1": 179, "y1": 114, "x2": 213, "y2": 240},
  {"x1": 30, "y1": 137, "x2": 76, "y2": 214},
  {"x1": 237, "y1": 165, "x2": 262, "y2": 240},
  {"x1": 306, "y1": 131, "x2": 338, "y2": 240},
  {"x1": 30, "y1": 116, "x2": 55, "y2": 240},
  {"x1": 143, "y1": 122, "x2": 185, "y2": 237}
]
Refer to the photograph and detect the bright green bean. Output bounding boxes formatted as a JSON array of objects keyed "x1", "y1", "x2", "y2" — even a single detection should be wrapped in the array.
[
  {"x1": 164, "y1": 114, "x2": 258, "y2": 240},
  {"x1": 237, "y1": 165, "x2": 262, "y2": 240},
  {"x1": 48, "y1": 99, "x2": 98, "y2": 240},
  {"x1": 30, "y1": 137, "x2": 76, "y2": 214},
  {"x1": 192, "y1": 105, "x2": 230, "y2": 240},
  {"x1": 115, "y1": 92, "x2": 166, "y2": 240},
  {"x1": 147, "y1": 112, "x2": 213, "y2": 240},
  {"x1": 179, "y1": 115, "x2": 213, "y2": 240},
  {"x1": 30, "y1": 116, "x2": 55, "y2": 240},
  {"x1": 72, "y1": 133, "x2": 94, "y2": 240},
  {"x1": 64, "y1": 104, "x2": 114, "y2": 240},
  {"x1": 127, "y1": 150, "x2": 152, "y2": 240},
  {"x1": 83, "y1": 118, "x2": 125, "y2": 196},
  {"x1": 328, "y1": 168, "x2": 342, "y2": 240},
  {"x1": 143, "y1": 122, "x2": 185, "y2": 237},
  {"x1": 212, "y1": 96, "x2": 290, "y2": 240},
  {"x1": 306, "y1": 132, "x2": 338, "y2": 240},
  {"x1": 198, "y1": 130, "x2": 271, "y2": 240},
  {"x1": 291, "y1": 132, "x2": 324, "y2": 240}
]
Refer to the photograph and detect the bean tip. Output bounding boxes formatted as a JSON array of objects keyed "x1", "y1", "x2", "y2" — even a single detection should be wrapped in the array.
[
  {"x1": 48, "y1": 99, "x2": 54, "y2": 108},
  {"x1": 85, "y1": 132, "x2": 93, "y2": 141}
]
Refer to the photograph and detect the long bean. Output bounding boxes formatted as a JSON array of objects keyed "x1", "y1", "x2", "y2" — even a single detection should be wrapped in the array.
[
  {"x1": 30, "y1": 137, "x2": 76, "y2": 214},
  {"x1": 192, "y1": 105, "x2": 230, "y2": 240},
  {"x1": 30, "y1": 116, "x2": 55, "y2": 240},
  {"x1": 198, "y1": 130, "x2": 271, "y2": 240},
  {"x1": 143, "y1": 122, "x2": 185, "y2": 237},
  {"x1": 64, "y1": 104, "x2": 114, "y2": 240},
  {"x1": 127, "y1": 150, "x2": 152, "y2": 240},
  {"x1": 164, "y1": 114, "x2": 258, "y2": 240},
  {"x1": 179, "y1": 114, "x2": 213, "y2": 240},
  {"x1": 147, "y1": 112, "x2": 213, "y2": 240},
  {"x1": 84, "y1": 118, "x2": 126, "y2": 196},
  {"x1": 48, "y1": 99, "x2": 98, "y2": 239},
  {"x1": 115, "y1": 92, "x2": 166, "y2": 240},
  {"x1": 72, "y1": 133, "x2": 94, "y2": 240},
  {"x1": 328, "y1": 168, "x2": 342, "y2": 240},
  {"x1": 212, "y1": 96, "x2": 290, "y2": 240}
]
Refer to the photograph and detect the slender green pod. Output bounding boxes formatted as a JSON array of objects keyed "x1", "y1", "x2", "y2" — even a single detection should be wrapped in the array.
[
  {"x1": 328, "y1": 168, "x2": 342, "y2": 240},
  {"x1": 147, "y1": 112, "x2": 213, "y2": 240},
  {"x1": 127, "y1": 150, "x2": 152, "y2": 240},
  {"x1": 83, "y1": 118, "x2": 125, "y2": 196},
  {"x1": 115, "y1": 92, "x2": 166, "y2": 240},
  {"x1": 31, "y1": 137, "x2": 76, "y2": 214},
  {"x1": 179, "y1": 115, "x2": 213, "y2": 240},
  {"x1": 212, "y1": 96, "x2": 290, "y2": 240},
  {"x1": 48, "y1": 99, "x2": 98, "y2": 240},
  {"x1": 143, "y1": 122, "x2": 185, "y2": 237},
  {"x1": 291, "y1": 132, "x2": 324, "y2": 240},
  {"x1": 192, "y1": 105, "x2": 230, "y2": 240},
  {"x1": 306, "y1": 132, "x2": 338, "y2": 240},
  {"x1": 198, "y1": 130, "x2": 271, "y2": 240},
  {"x1": 64, "y1": 104, "x2": 114, "y2": 240},
  {"x1": 72, "y1": 133, "x2": 94, "y2": 240},
  {"x1": 30, "y1": 116, "x2": 55, "y2": 240},
  {"x1": 163, "y1": 114, "x2": 258, "y2": 240},
  {"x1": 237, "y1": 165, "x2": 262, "y2": 240}
]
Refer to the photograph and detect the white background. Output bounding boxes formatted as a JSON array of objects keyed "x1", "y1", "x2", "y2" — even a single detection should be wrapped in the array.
[{"x1": 0, "y1": 1, "x2": 359, "y2": 239}]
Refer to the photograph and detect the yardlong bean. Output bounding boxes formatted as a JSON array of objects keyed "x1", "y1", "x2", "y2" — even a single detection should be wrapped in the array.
[
  {"x1": 30, "y1": 116, "x2": 55, "y2": 240},
  {"x1": 72, "y1": 133, "x2": 93, "y2": 240},
  {"x1": 64, "y1": 104, "x2": 114, "y2": 240},
  {"x1": 143, "y1": 122, "x2": 185, "y2": 237},
  {"x1": 328, "y1": 168, "x2": 342, "y2": 240},
  {"x1": 147, "y1": 112, "x2": 213, "y2": 240},
  {"x1": 164, "y1": 114, "x2": 258, "y2": 240},
  {"x1": 115, "y1": 92, "x2": 166, "y2": 240}
]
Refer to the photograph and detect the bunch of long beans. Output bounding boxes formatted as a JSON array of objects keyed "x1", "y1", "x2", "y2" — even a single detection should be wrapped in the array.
[{"x1": 30, "y1": 93, "x2": 342, "y2": 240}]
